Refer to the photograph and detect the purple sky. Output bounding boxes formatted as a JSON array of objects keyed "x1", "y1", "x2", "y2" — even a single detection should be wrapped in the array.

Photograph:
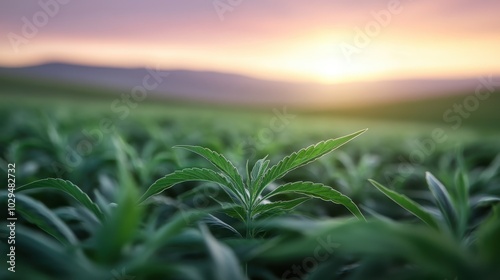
[{"x1": 1, "y1": 0, "x2": 500, "y2": 83}]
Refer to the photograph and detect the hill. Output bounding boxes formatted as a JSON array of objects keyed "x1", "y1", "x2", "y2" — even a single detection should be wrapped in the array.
[
  {"x1": 1, "y1": 73, "x2": 498, "y2": 131},
  {"x1": 1, "y1": 62, "x2": 497, "y2": 108}
]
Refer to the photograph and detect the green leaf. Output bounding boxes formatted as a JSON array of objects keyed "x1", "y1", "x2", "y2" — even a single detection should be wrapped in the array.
[
  {"x1": 263, "y1": 181, "x2": 365, "y2": 220},
  {"x1": 17, "y1": 178, "x2": 104, "y2": 221},
  {"x1": 257, "y1": 219, "x2": 474, "y2": 279},
  {"x1": 252, "y1": 197, "x2": 310, "y2": 218},
  {"x1": 113, "y1": 136, "x2": 139, "y2": 193},
  {"x1": 455, "y1": 152, "x2": 470, "y2": 210},
  {"x1": 250, "y1": 157, "x2": 270, "y2": 184},
  {"x1": 0, "y1": 225, "x2": 95, "y2": 278},
  {"x1": 220, "y1": 204, "x2": 246, "y2": 221},
  {"x1": 204, "y1": 215, "x2": 242, "y2": 237},
  {"x1": 139, "y1": 209, "x2": 212, "y2": 263},
  {"x1": 471, "y1": 196, "x2": 500, "y2": 208},
  {"x1": 477, "y1": 205, "x2": 500, "y2": 263},
  {"x1": 94, "y1": 180, "x2": 143, "y2": 264},
  {"x1": 200, "y1": 225, "x2": 246, "y2": 280},
  {"x1": 454, "y1": 152, "x2": 470, "y2": 239},
  {"x1": 369, "y1": 179, "x2": 439, "y2": 229},
  {"x1": 256, "y1": 129, "x2": 367, "y2": 196},
  {"x1": 139, "y1": 168, "x2": 240, "y2": 204},
  {"x1": 4, "y1": 193, "x2": 78, "y2": 246},
  {"x1": 54, "y1": 206, "x2": 100, "y2": 233},
  {"x1": 249, "y1": 157, "x2": 270, "y2": 201},
  {"x1": 175, "y1": 145, "x2": 245, "y2": 195},
  {"x1": 478, "y1": 154, "x2": 500, "y2": 184},
  {"x1": 426, "y1": 172, "x2": 459, "y2": 234}
]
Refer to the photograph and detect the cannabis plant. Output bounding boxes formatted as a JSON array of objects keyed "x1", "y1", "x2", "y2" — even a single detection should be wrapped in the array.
[
  {"x1": 369, "y1": 156, "x2": 500, "y2": 244},
  {"x1": 139, "y1": 129, "x2": 367, "y2": 237}
]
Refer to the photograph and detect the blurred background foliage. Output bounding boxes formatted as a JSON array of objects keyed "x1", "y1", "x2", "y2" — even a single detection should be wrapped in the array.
[{"x1": 0, "y1": 92, "x2": 499, "y2": 280}]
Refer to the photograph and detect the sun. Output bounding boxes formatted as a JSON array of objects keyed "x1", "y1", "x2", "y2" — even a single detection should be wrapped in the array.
[
  {"x1": 307, "y1": 56, "x2": 352, "y2": 84},
  {"x1": 274, "y1": 38, "x2": 368, "y2": 84}
]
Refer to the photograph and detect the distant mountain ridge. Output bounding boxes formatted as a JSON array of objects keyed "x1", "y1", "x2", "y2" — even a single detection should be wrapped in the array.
[{"x1": 0, "y1": 63, "x2": 496, "y2": 108}]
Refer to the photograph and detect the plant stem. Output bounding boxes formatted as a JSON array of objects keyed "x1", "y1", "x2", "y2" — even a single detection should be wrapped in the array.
[{"x1": 245, "y1": 205, "x2": 252, "y2": 238}]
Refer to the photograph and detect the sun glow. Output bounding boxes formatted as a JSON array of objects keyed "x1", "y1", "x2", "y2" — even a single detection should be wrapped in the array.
[{"x1": 1, "y1": 31, "x2": 500, "y2": 84}]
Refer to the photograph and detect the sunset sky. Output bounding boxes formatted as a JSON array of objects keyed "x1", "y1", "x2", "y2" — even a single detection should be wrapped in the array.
[{"x1": 1, "y1": 0, "x2": 499, "y2": 83}]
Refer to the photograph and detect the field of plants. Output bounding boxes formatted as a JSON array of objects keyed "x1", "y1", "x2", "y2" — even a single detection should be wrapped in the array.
[{"x1": 1, "y1": 91, "x2": 500, "y2": 280}]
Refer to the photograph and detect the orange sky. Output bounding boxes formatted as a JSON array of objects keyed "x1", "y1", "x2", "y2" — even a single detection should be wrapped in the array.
[{"x1": 1, "y1": 0, "x2": 500, "y2": 83}]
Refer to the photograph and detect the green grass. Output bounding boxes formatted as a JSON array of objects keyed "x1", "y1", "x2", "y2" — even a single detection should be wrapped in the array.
[
  {"x1": 1, "y1": 79, "x2": 500, "y2": 279},
  {"x1": 312, "y1": 92, "x2": 500, "y2": 131}
]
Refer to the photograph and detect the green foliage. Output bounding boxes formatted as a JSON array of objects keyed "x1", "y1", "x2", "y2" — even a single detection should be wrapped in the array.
[
  {"x1": 6, "y1": 193, "x2": 79, "y2": 246},
  {"x1": 370, "y1": 169, "x2": 500, "y2": 244},
  {"x1": 256, "y1": 129, "x2": 367, "y2": 195},
  {"x1": 139, "y1": 129, "x2": 367, "y2": 237},
  {"x1": 200, "y1": 225, "x2": 246, "y2": 280},
  {"x1": 17, "y1": 178, "x2": 105, "y2": 221},
  {"x1": 426, "y1": 172, "x2": 460, "y2": 236},
  {"x1": 262, "y1": 181, "x2": 364, "y2": 220},
  {"x1": 369, "y1": 179, "x2": 439, "y2": 229},
  {"x1": 254, "y1": 218, "x2": 483, "y2": 279},
  {"x1": 477, "y1": 206, "x2": 500, "y2": 267},
  {"x1": 2, "y1": 103, "x2": 499, "y2": 279},
  {"x1": 140, "y1": 168, "x2": 237, "y2": 204}
]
